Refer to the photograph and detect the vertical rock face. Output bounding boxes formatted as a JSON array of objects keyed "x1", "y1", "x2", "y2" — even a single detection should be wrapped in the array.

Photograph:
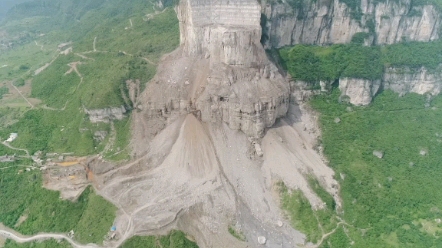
[
  {"x1": 384, "y1": 66, "x2": 442, "y2": 96},
  {"x1": 337, "y1": 66, "x2": 442, "y2": 106},
  {"x1": 85, "y1": 106, "x2": 127, "y2": 123},
  {"x1": 261, "y1": 0, "x2": 440, "y2": 47},
  {"x1": 339, "y1": 78, "x2": 381, "y2": 106},
  {"x1": 141, "y1": 0, "x2": 290, "y2": 137},
  {"x1": 99, "y1": 3, "x2": 343, "y2": 247}
]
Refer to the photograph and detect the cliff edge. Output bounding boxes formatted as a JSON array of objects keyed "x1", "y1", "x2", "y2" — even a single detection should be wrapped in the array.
[{"x1": 139, "y1": 0, "x2": 290, "y2": 138}]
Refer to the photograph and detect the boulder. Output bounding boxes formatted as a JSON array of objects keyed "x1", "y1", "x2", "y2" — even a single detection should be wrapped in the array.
[
  {"x1": 373, "y1": 150, "x2": 384, "y2": 159},
  {"x1": 257, "y1": 236, "x2": 267, "y2": 245}
]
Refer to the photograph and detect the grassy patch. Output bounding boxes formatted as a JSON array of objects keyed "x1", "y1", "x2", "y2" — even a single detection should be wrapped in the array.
[
  {"x1": 0, "y1": 2, "x2": 180, "y2": 247},
  {"x1": 0, "y1": 0, "x2": 179, "y2": 157},
  {"x1": 2, "y1": 106, "x2": 95, "y2": 155},
  {"x1": 0, "y1": 39, "x2": 59, "y2": 82},
  {"x1": 228, "y1": 226, "x2": 246, "y2": 241},
  {"x1": 74, "y1": 188, "x2": 117, "y2": 244},
  {"x1": 321, "y1": 226, "x2": 352, "y2": 248},
  {"x1": 103, "y1": 118, "x2": 131, "y2": 161},
  {"x1": 307, "y1": 176, "x2": 336, "y2": 211},
  {"x1": 121, "y1": 230, "x2": 199, "y2": 248},
  {"x1": 4, "y1": 240, "x2": 71, "y2": 248},
  {"x1": 0, "y1": 86, "x2": 9, "y2": 99},
  {"x1": 278, "y1": 182, "x2": 337, "y2": 243},
  {"x1": 307, "y1": 89, "x2": 442, "y2": 247},
  {"x1": 0, "y1": 165, "x2": 116, "y2": 244}
]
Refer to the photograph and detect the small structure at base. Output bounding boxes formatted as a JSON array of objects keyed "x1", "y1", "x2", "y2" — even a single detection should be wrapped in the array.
[
  {"x1": 0, "y1": 155, "x2": 15, "y2": 163},
  {"x1": 6, "y1": 133, "x2": 18, "y2": 142}
]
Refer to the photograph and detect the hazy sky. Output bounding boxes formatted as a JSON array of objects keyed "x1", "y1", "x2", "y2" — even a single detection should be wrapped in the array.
[{"x1": 0, "y1": 0, "x2": 30, "y2": 20}]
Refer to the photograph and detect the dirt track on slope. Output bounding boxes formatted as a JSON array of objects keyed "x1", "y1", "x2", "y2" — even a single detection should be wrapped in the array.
[{"x1": 0, "y1": 224, "x2": 98, "y2": 248}]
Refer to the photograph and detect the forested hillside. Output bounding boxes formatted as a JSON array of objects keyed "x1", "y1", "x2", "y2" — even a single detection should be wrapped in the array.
[
  {"x1": 0, "y1": 1, "x2": 192, "y2": 247},
  {"x1": 280, "y1": 40, "x2": 442, "y2": 84},
  {"x1": 0, "y1": 0, "x2": 179, "y2": 157}
]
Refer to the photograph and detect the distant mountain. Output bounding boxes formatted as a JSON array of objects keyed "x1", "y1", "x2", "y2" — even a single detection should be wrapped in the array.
[{"x1": 0, "y1": 0, "x2": 30, "y2": 20}]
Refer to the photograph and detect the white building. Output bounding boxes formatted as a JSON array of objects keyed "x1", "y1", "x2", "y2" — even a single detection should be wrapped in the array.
[{"x1": 6, "y1": 133, "x2": 18, "y2": 142}]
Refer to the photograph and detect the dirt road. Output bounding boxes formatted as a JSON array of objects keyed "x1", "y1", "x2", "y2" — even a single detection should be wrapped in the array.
[{"x1": 0, "y1": 225, "x2": 98, "y2": 248}]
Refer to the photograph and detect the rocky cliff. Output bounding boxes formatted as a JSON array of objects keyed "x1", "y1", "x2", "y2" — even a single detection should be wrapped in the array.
[
  {"x1": 261, "y1": 0, "x2": 440, "y2": 47},
  {"x1": 85, "y1": 106, "x2": 127, "y2": 123},
  {"x1": 338, "y1": 66, "x2": 442, "y2": 105},
  {"x1": 139, "y1": 0, "x2": 290, "y2": 138},
  {"x1": 339, "y1": 78, "x2": 382, "y2": 105},
  {"x1": 96, "y1": 1, "x2": 343, "y2": 247}
]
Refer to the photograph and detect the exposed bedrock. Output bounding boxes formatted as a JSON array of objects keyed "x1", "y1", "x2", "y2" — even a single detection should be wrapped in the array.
[
  {"x1": 334, "y1": 66, "x2": 442, "y2": 106},
  {"x1": 261, "y1": 0, "x2": 440, "y2": 47},
  {"x1": 97, "y1": 1, "x2": 342, "y2": 247},
  {"x1": 139, "y1": 0, "x2": 290, "y2": 138},
  {"x1": 85, "y1": 106, "x2": 127, "y2": 123}
]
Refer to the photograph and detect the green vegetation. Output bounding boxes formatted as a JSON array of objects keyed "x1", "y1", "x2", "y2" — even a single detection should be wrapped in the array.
[
  {"x1": 308, "y1": 176, "x2": 336, "y2": 210},
  {"x1": 280, "y1": 90, "x2": 442, "y2": 247},
  {"x1": 1, "y1": 106, "x2": 95, "y2": 155},
  {"x1": 104, "y1": 118, "x2": 132, "y2": 161},
  {"x1": 288, "y1": 89, "x2": 442, "y2": 247},
  {"x1": 13, "y1": 78, "x2": 25, "y2": 87},
  {"x1": 0, "y1": 86, "x2": 9, "y2": 99},
  {"x1": 228, "y1": 226, "x2": 246, "y2": 241},
  {"x1": 279, "y1": 182, "x2": 338, "y2": 243},
  {"x1": 0, "y1": 163, "x2": 116, "y2": 244},
  {"x1": 279, "y1": 44, "x2": 383, "y2": 83},
  {"x1": 4, "y1": 240, "x2": 71, "y2": 248},
  {"x1": 0, "y1": 1, "x2": 181, "y2": 247},
  {"x1": 0, "y1": 41, "x2": 59, "y2": 82},
  {"x1": 0, "y1": 0, "x2": 179, "y2": 156},
  {"x1": 279, "y1": 40, "x2": 442, "y2": 85},
  {"x1": 121, "y1": 231, "x2": 199, "y2": 248}
]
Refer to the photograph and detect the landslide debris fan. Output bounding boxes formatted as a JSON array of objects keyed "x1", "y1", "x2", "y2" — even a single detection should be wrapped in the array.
[{"x1": 94, "y1": 0, "x2": 341, "y2": 248}]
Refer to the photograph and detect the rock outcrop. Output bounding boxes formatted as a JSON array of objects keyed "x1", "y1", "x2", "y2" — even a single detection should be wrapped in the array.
[
  {"x1": 261, "y1": 0, "x2": 440, "y2": 48},
  {"x1": 338, "y1": 66, "x2": 442, "y2": 105},
  {"x1": 85, "y1": 106, "x2": 127, "y2": 123},
  {"x1": 98, "y1": 2, "x2": 343, "y2": 247},
  {"x1": 339, "y1": 78, "x2": 381, "y2": 105},
  {"x1": 384, "y1": 66, "x2": 442, "y2": 96},
  {"x1": 140, "y1": 0, "x2": 290, "y2": 138}
]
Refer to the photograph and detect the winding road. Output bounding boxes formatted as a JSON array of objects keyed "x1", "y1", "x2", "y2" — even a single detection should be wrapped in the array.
[{"x1": 0, "y1": 226, "x2": 98, "y2": 248}]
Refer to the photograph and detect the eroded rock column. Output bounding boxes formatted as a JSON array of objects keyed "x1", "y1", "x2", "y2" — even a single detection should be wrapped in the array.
[{"x1": 142, "y1": 0, "x2": 290, "y2": 138}]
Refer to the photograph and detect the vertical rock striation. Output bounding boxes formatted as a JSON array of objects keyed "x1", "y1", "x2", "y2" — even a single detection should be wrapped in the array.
[
  {"x1": 261, "y1": 0, "x2": 440, "y2": 48},
  {"x1": 99, "y1": 2, "x2": 343, "y2": 247},
  {"x1": 384, "y1": 66, "x2": 442, "y2": 96},
  {"x1": 140, "y1": 0, "x2": 290, "y2": 137},
  {"x1": 339, "y1": 78, "x2": 381, "y2": 106},
  {"x1": 337, "y1": 66, "x2": 442, "y2": 106}
]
